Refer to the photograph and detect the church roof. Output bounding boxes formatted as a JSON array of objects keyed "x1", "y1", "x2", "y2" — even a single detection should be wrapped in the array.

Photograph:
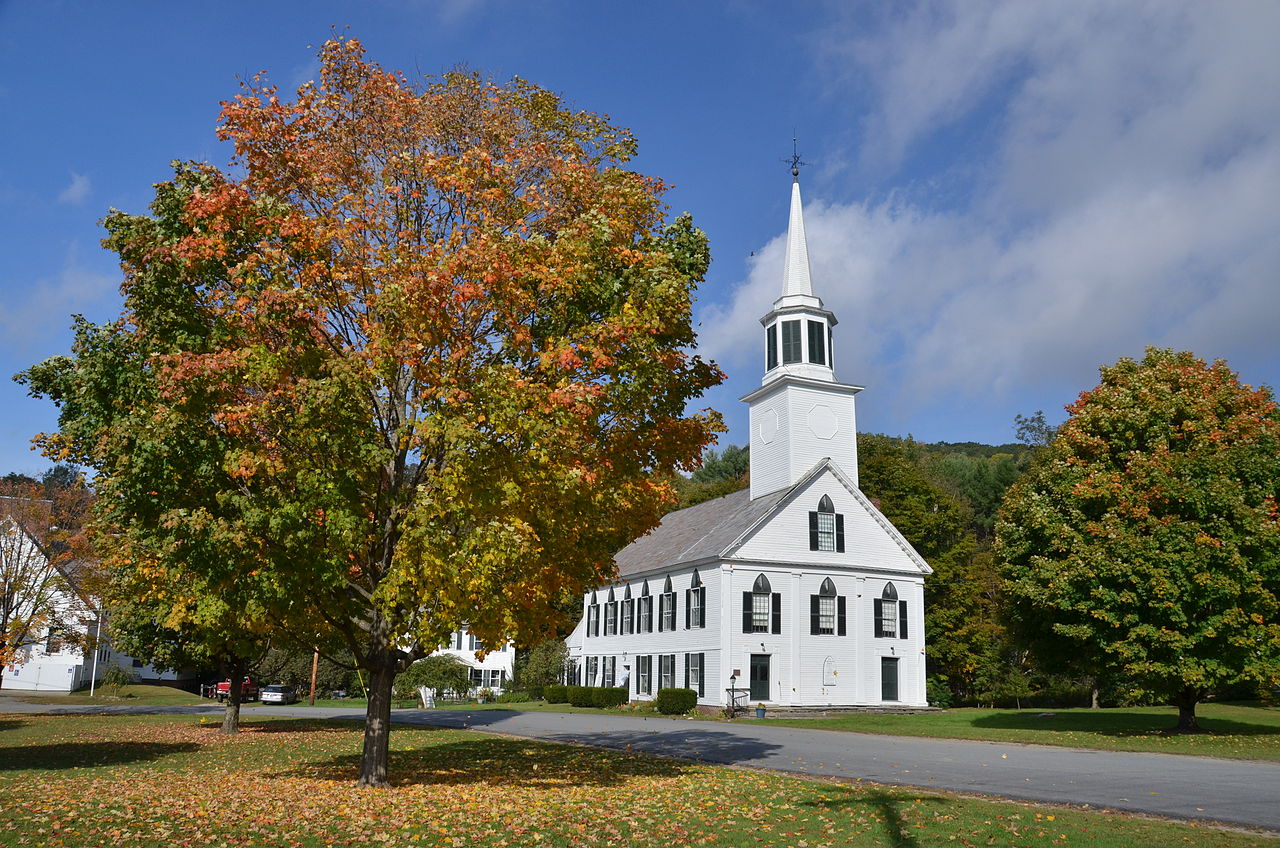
[{"x1": 614, "y1": 485, "x2": 787, "y2": 578}]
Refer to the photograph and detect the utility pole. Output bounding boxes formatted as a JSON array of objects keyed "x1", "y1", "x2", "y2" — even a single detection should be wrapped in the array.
[
  {"x1": 88, "y1": 608, "x2": 102, "y2": 697},
  {"x1": 309, "y1": 647, "x2": 319, "y2": 706}
]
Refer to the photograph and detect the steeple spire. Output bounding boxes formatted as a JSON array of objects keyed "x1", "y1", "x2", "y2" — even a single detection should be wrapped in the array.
[{"x1": 782, "y1": 179, "x2": 813, "y2": 298}]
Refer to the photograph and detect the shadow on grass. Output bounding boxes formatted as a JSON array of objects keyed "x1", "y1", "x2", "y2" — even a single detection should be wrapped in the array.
[
  {"x1": 969, "y1": 711, "x2": 1280, "y2": 738},
  {"x1": 801, "y1": 788, "x2": 944, "y2": 848},
  {"x1": 280, "y1": 735, "x2": 691, "y2": 788},
  {"x1": 232, "y1": 718, "x2": 391, "y2": 735},
  {"x1": 0, "y1": 718, "x2": 28, "y2": 733},
  {"x1": 0, "y1": 740, "x2": 199, "y2": 771}
]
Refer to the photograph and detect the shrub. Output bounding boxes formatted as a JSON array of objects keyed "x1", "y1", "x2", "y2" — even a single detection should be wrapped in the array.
[
  {"x1": 544, "y1": 684, "x2": 568, "y2": 703},
  {"x1": 655, "y1": 688, "x2": 697, "y2": 714},
  {"x1": 496, "y1": 691, "x2": 531, "y2": 703},
  {"x1": 567, "y1": 685, "x2": 594, "y2": 707},
  {"x1": 926, "y1": 676, "x2": 954, "y2": 709},
  {"x1": 592, "y1": 686, "x2": 628, "y2": 708},
  {"x1": 525, "y1": 684, "x2": 544, "y2": 700}
]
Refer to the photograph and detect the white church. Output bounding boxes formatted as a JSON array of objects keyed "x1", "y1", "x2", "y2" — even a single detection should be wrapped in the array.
[{"x1": 564, "y1": 172, "x2": 931, "y2": 709}]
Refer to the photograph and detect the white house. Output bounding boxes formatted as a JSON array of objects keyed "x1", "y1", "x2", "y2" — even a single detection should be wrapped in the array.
[
  {"x1": 434, "y1": 629, "x2": 515, "y2": 695},
  {"x1": 564, "y1": 172, "x2": 931, "y2": 709}
]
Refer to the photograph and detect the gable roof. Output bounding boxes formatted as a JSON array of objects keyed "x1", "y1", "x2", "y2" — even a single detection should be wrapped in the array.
[
  {"x1": 613, "y1": 458, "x2": 933, "y2": 579},
  {"x1": 614, "y1": 486, "x2": 787, "y2": 578}
]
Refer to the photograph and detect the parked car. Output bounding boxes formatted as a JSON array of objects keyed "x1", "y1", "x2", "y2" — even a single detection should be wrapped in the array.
[{"x1": 260, "y1": 684, "x2": 298, "y2": 705}]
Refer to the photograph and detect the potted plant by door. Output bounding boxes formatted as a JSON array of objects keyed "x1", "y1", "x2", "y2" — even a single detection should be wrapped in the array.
[{"x1": 755, "y1": 703, "x2": 767, "y2": 719}]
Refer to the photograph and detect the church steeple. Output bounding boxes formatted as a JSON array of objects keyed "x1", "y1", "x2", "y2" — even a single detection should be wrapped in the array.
[{"x1": 743, "y1": 169, "x2": 862, "y2": 499}]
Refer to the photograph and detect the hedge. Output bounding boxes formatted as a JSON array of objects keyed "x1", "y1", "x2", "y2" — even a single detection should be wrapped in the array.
[
  {"x1": 567, "y1": 685, "x2": 594, "y2": 707},
  {"x1": 655, "y1": 687, "x2": 698, "y2": 714},
  {"x1": 544, "y1": 684, "x2": 568, "y2": 703},
  {"x1": 592, "y1": 686, "x2": 628, "y2": 708}
]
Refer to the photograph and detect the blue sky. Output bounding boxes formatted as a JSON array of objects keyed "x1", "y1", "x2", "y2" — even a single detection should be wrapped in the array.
[{"x1": 2, "y1": 1, "x2": 1277, "y2": 476}]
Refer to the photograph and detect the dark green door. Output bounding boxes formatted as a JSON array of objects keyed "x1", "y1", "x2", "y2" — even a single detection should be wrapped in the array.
[
  {"x1": 749, "y1": 654, "x2": 770, "y2": 701},
  {"x1": 881, "y1": 657, "x2": 899, "y2": 701}
]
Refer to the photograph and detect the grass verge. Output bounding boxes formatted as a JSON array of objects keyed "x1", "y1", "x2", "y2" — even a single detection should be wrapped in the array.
[
  {"x1": 0, "y1": 684, "x2": 207, "y2": 706},
  {"x1": 755, "y1": 703, "x2": 1280, "y2": 761},
  {"x1": 1, "y1": 713, "x2": 1274, "y2": 847}
]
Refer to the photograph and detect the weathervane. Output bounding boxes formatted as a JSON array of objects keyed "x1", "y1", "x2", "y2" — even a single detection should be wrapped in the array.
[{"x1": 784, "y1": 135, "x2": 809, "y2": 179}]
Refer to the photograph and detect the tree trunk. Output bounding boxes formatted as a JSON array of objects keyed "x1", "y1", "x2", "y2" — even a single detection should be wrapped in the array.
[
  {"x1": 222, "y1": 656, "x2": 247, "y2": 734},
  {"x1": 1173, "y1": 688, "x2": 1201, "y2": 732},
  {"x1": 1091, "y1": 686, "x2": 1100, "y2": 709},
  {"x1": 359, "y1": 654, "x2": 398, "y2": 787}
]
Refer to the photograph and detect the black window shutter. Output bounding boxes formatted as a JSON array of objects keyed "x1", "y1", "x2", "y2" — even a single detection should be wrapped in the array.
[
  {"x1": 771, "y1": 592, "x2": 782, "y2": 634},
  {"x1": 685, "y1": 589, "x2": 691, "y2": 629},
  {"x1": 698, "y1": 653, "x2": 705, "y2": 696},
  {"x1": 873, "y1": 598, "x2": 885, "y2": 638},
  {"x1": 899, "y1": 600, "x2": 909, "y2": 639},
  {"x1": 698, "y1": 588, "x2": 706, "y2": 627},
  {"x1": 683, "y1": 655, "x2": 689, "y2": 690},
  {"x1": 742, "y1": 592, "x2": 752, "y2": 633},
  {"x1": 835, "y1": 514, "x2": 845, "y2": 552},
  {"x1": 809, "y1": 512, "x2": 820, "y2": 550},
  {"x1": 810, "y1": 595, "x2": 820, "y2": 635},
  {"x1": 837, "y1": 596, "x2": 847, "y2": 635},
  {"x1": 767, "y1": 324, "x2": 778, "y2": 370}
]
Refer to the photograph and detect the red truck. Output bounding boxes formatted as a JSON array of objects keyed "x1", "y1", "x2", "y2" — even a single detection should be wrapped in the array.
[{"x1": 211, "y1": 677, "x2": 259, "y2": 702}]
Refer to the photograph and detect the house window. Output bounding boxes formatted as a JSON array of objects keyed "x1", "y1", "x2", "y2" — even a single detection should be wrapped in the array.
[
  {"x1": 767, "y1": 323, "x2": 778, "y2": 370},
  {"x1": 622, "y1": 587, "x2": 634, "y2": 635},
  {"x1": 659, "y1": 654, "x2": 676, "y2": 690},
  {"x1": 639, "y1": 581, "x2": 653, "y2": 633},
  {"x1": 587, "y1": 593, "x2": 600, "y2": 637},
  {"x1": 636, "y1": 655, "x2": 652, "y2": 695},
  {"x1": 809, "y1": 495, "x2": 844, "y2": 552},
  {"x1": 602, "y1": 656, "x2": 616, "y2": 687},
  {"x1": 659, "y1": 576, "x2": 677, "y2": 632},
  {"x1": 810, "y1": 577, "x2": 846, "y2": 636},
  {"x1": 586, "y1": 656, "x2": 599, "y2": 686},
  {"x1": 807, "y1": 319, "x2": 826, "y2": 365},
  {"x1": 604, "y1": 589, "x2": 617, "y2": 636},
  {"x1": 781, "y1": 320, "x2": 802, "y2": 364},
  {"x1": 453, "y1": 631, "x2": 464, "y2": 650},
  {"x1": 874, "y1": 583, "x2": 908, "y2": 639},
  {"x1": 684, "y1": 652, "x2": 705, "y2": 696},
  {"x1": 743, "y1": 574, "x2": 780, "y2": 634},
  {"x1": 686, "y1": 571, "x2": 706, "y2": 629},
  {"x1": 132, "y1": 658, "x2": 145, "y2": 668}
]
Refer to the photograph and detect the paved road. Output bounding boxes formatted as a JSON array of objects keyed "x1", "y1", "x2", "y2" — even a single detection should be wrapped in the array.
[{"x1": 5, "y1": 699, "x2": 1278, "y2": 832}]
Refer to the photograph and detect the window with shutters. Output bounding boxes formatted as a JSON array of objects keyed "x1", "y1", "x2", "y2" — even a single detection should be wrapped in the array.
[
  {"x1": 767, "y1": 323, "x2": 778, "y2": 370},
  {"x1": 586, "y1": 656, "x2": 599, "y2": 686},
  {"x1": 873, "y1": 582, "x2": 908, "y2": 639},
  {"x1": 636, "y1": 655, "x2": 652, "y2": 694},
  {"x1": 809, "y1": 495, "x2": 844, "y2": 552},
  {"x1": 745, "y1": 573, "x2": 781, "y2": 634},
  {"x1": 639, "y1": 581, "x2": 653, "y2": 633},
  {"x1": 659, "y1": 576, "x2": 677, "y2": 631},
  {"x1": 810, "y1": 577, "x2": 846, "y2": 636},
  {"x1": 602, "y1": 655, "x2": 615, "y2": 687},
  {"x1": 622, "y1": 586, "x2": 634, "y2": 634},
  {"x1": 781, "y1": 320, "x2": 802, "y2": 364},
  {"x1": 586, "y1": 594, "x2": 600, "y2": 637},
  {"x1": 604, "y1": 588, "x2": 617, "y2": 636},
  {"x1": 686, "y1": 571, "x2": 706, "y2": 629},
  {"x1": 659, "y1": 654, "x2": 676, "y2": 690},
  {"x1": 807, "y1": 319, "x2": 826, "y2": 365},
  {"x1": 685, "y1": 652, "x2": 704, "y2": 696}
]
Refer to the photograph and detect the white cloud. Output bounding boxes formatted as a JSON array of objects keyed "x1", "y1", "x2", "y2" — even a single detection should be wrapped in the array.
[
  {"x1": 0, "y1": 242, "x2": 116, "y2": 349},
  {"x1": 706, "y1": 0, "x2": 1280, "y2": 432},
  {"x1": 56, "y1": 171, "x2": 90, "y2": 205}
]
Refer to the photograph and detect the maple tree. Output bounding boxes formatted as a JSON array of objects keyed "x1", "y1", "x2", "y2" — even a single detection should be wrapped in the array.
[
  {"x1": 996, "y1": 348, "x2": 1280, "y2": 729},
  {"x1": 24, "y1": 38, "x2": 722, "y2": 783}
]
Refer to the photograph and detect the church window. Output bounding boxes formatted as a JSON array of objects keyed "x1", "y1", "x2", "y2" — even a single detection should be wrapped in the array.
[
  {"x1": 639, "y1": 581, "x2": 653, "y2": 633},
  {"x1": 686, "y1": 571, "x2": 706, "y2": 628},
  {"x1": 781, "y1": 320, "x2": 802, "y2": 364},
  {"x1": 810, "y1": 577, "x2": 846, "y2": 636},
  {"x1": 659, "y1": 576, "x2": 677, "y2": 631},
  {"x1": 622, "y1": 585, "x2": 634, "y2": 634},
  {"x1": 809, "y1": 495, "x2": 845, "y2": 552},
  {"x1": 743, "y1": 574, "x2": 781, "y2": 634},
  {"x1": 659, "y1": 653, "x2": 676, "y2": 690},
  {"x1": 604, "y1": 588, "x2": 617, "y2": 636},
  {"x1": 874, "y1": 583, "x2": 908, "y2": 639},
  {"x1": 807, "y1": 320, "x2": 826, "y2": 365},
  {"x1": 767, "y1": 324, "x2": 778, "y2": 370}
]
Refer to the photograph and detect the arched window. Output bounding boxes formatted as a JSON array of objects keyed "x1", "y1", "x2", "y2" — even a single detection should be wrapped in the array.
[
  {"x1": 874, "y1": 582, "x2": 907, "y2": 639},
  {"x1": 639, "y1": 580, "x2": 653, "y2": 634},
  {"x1": 745, "y1": 574, "x2": 780, "y2": 634},
  {"x1": 604, "y1": 587, "x2": 617, "y2": 636},
  {"x1": 621, "y1": 584, "x2": 634, "y2": 635},
  {"x1": 587, "y1": 591, "x2": 601, "y2": 638},
  {"x1": 811, "y1": 578, "x2": 845, "y2": 635},
  {"x1": 809, "y1": 495, "x2": 845, "y2": 552},
  {"x1": 659, "y1": 575, "x2": 677, "y2": 631},
  {"x1": 686, "y1": 571, "x2": 706, "y2": 629}
]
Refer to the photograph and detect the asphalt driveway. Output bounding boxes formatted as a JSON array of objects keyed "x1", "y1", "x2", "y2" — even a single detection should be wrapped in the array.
[{"x1": 4, "y1": 698, "x2": 1277, "y2": 832}]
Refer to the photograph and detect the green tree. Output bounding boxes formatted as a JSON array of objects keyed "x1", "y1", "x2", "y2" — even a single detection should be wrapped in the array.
[
  {"x1": 691, "y1": 445, "x2": 749, "y2": 483},
  {"x1": 516, "y1": 638, "x2": 567, "y2": 689},
  {"x1": 997, "y1": 348, "x2": 1280, "y2": 730},
  {"x1": 396, "y1": 654, "x2": 473, "y2": 699},
  {"x1": 24, "y1": 38, "x2": 722, "y2": 786}
]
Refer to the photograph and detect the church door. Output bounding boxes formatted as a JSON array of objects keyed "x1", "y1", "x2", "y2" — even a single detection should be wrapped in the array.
[
  {"x1": 880, "y1": 657, "x2": 899, "y2": 702},
  {"x1": 749, "y1": 654, "x2": 771, "y2": 701}
]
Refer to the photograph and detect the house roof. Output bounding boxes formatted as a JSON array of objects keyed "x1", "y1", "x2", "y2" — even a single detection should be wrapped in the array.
[{"x1": 614, "y1": 485, "x2": 787, "y2": 578}]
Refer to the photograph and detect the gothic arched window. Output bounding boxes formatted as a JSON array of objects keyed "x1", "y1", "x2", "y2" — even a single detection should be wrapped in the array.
[
  {"x1": 744, "y1": 574, "x2": 780, "y2": 634},
  {"x1": 809, "y1": 495, "x2": 845, "y2": 553},
  {"x1": 874, "y1": 582, "x2": 907, "y2": 639},
  {"x1": 810, "y1": 577, "x2": 846, "y2": 636}
]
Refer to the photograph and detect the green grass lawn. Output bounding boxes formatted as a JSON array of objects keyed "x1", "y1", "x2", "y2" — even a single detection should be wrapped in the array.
[
  {"x1": 1, "y1": 713, "x2": 1273, "y2": 848},
  {"x1": 1, "y1": 683, "x2": 208, "y2": 706},
  {"x1": 757, "y1": 702, "x2": 1280, "y2": 761}
]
